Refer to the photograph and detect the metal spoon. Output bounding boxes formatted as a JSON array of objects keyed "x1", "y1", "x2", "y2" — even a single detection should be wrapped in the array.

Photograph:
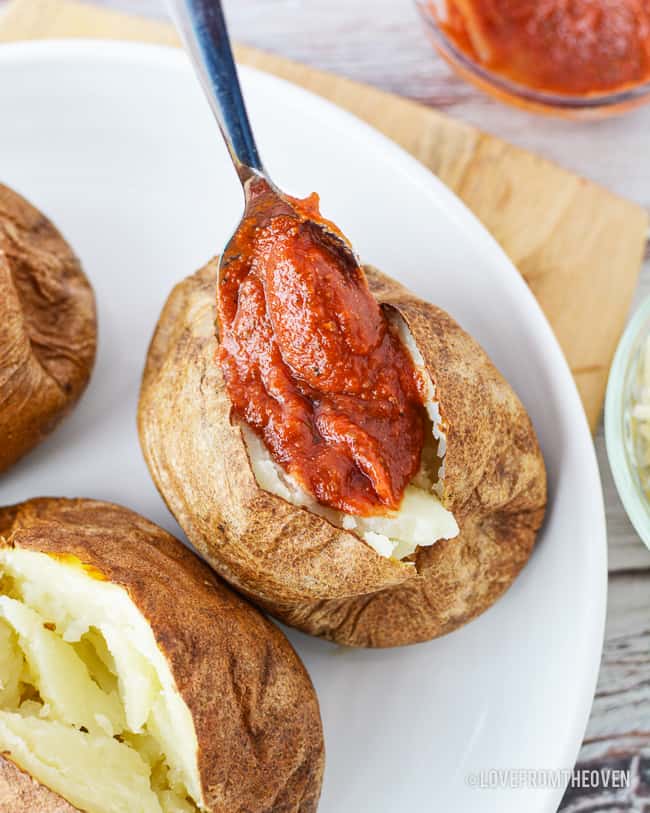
[{"x1": 168, "y1": 0, "x2": 358, "y2": 277}]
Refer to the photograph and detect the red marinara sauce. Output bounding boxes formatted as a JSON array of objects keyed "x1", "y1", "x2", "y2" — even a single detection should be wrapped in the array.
[
  {"x1": 217, "y1": 181, "x2": 426, "y2": 516},
  {"x1": 437, "y1": 0, "x2": 650, "y2": 96}
]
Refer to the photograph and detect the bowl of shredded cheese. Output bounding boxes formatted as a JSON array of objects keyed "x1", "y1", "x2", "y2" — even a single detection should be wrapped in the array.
[{"x1": 605, "y1": 296, "x2": 650, "y2": 548}]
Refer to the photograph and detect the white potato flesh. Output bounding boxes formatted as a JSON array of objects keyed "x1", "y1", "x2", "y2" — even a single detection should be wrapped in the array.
[
  {"x1": 0, "y1": 597, "x2": 124, "y2": 736},
  {"x1": 0, "y1": 620, "x2": 22, "y2": 708},
  {"x1": 341, "y1": 486, "x2": 459, "y2": 560},
  {"x1": 243, "y1": 315, "x2": 458, "y2": 560},
  {"x1": 394, "y1": 314, "x2": 448, "y2": 465},
  {"x1": 0, "y1": 713, "x2": 161, "y2": 813},
  {"x1": 0, "y1": 549, "x2": 205, "y2": 813}
]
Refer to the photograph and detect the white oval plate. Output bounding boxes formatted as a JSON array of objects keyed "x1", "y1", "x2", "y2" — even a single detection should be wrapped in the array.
[{"x1": 0, "y1": 41, "x2": 606, "y2": 813}]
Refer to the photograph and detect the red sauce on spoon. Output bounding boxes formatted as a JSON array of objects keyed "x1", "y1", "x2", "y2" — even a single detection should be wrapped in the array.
[{"x1": 217, "y1": 181, "x2": 426, "y2": 516}]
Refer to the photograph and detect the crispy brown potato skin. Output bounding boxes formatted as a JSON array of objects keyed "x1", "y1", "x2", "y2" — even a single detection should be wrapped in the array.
[
  {"x1": 0, "y1": 185, "x2": 96, "y2": 474},
  {"x1": 0, "y1": 758, "x2": 78, "y2": 813},
  {"x1": 0, "y1": 498, "x2": 324, "y2": 813},
  {"x1": 138, "y1": 262, "x2": 547, "y2": 648}
]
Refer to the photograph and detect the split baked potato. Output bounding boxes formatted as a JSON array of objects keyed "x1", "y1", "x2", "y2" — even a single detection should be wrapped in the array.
[
  {"x1": 0, "y1": 184, "x2": 96, "y2": 473},
  {"x1": 138, "y1": 260, "x2": 547, "y2": 648},
  {"x1": 0, "y1": 498, "x2": 324, "y2": 813}
]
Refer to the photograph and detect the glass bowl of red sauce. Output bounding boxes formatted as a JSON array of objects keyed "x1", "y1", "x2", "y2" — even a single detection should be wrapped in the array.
[{"x1": 415, "y1": 0, "x2": 650, "y2": 117}]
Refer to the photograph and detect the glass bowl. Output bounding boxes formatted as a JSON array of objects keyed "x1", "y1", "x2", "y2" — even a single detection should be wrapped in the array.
[
  {"x1": 605, "y1": 296, "x2": 650, "y2": 549},
  {"x1": 414, "y1": 0, "x2": 650, "y2": 119}
]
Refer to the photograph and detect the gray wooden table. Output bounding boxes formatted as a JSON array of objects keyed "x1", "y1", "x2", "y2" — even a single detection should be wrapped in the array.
[{"x1": 46, "y1": 0, "x2": 650, "y2": 809}]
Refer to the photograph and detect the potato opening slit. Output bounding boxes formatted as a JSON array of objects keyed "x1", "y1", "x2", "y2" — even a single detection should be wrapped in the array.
[{"x1": 243, "y1": 311, "x2": 458, "y2": 560}]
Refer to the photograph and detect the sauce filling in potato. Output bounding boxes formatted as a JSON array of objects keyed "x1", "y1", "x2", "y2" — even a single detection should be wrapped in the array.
[
  {"x1": 0, "y1": 549, "x2": 203, "y2": 813},
  {"x1": 218, "y1": 181, "x2": 426, "y2": 517},
  {"x1": 218, "y1": 179, "x2": 458, "y2": 559}
]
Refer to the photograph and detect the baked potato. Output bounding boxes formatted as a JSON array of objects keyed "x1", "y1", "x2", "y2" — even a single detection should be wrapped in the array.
[
  {"x1": 0, "y1": 497, "x2": 324, "y2": 813},
  {"x1": 138, "y1": 259, "x2": 546, "y2": 648},
  {"x1": 0, "y1": 184, "x2": 96, "y2": 474}
]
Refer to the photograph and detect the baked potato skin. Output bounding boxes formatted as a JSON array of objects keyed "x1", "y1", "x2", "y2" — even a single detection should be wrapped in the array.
[
  {"x1": 0, "y1": 185, "x2": 96, "y2": 474},
  {"x1": 138, "y1": 261, "x2": 546, "y2": 648},
  {"x1": 0, "y1": 498, "x2": 324, "y2": 813},
  {"x1": 0, "y1": 757, "x2": 78, "y2": 813},
  {"x1": 138, "y1": 264, "x2": 413, "y2": 607}
]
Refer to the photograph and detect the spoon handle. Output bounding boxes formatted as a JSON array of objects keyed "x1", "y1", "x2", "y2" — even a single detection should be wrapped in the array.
[{"x1": 169, "y1": 0, "x2": 264, "y2": 182}]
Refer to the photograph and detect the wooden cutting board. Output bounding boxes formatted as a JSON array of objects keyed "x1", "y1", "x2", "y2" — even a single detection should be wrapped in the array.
[{"x1": 1, "y1": 0, "x2": 647, "y2": 431}]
